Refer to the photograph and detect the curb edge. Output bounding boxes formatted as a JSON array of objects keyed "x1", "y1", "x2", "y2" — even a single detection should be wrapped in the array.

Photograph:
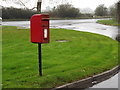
[{"x1": 53, "y1": 65, "x2": 120, "y2": 89}]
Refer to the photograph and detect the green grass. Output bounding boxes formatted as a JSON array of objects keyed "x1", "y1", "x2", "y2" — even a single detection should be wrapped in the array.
[
  {"x1": 97, "y1": 19, "x2": 120, "y2": 26},
  {"x1": 2, "y1": 26, "x2": 119, "y2": 88}
]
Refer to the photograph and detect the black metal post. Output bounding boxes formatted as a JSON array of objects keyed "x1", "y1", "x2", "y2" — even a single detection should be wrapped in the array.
[
  {"x1": 38, "y1": 43, "x2": 42, "y2": 76},
  {"x1": 37, "y1": 0, "x2": 42, "y2": 76}
]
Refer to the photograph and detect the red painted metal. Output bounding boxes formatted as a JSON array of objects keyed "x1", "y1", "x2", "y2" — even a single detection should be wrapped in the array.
[{"x1": 30, "y1": 14, "x2": 50, "y2": 43}]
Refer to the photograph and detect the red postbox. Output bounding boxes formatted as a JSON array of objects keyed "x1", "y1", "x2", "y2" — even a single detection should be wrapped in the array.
[{"x1": 30, "y1": 14, "x2": 50, "y2": 43}]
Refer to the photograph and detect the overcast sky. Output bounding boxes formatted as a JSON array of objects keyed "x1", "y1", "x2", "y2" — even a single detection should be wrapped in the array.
[
  {"x1": 1, "y1": 0, "x2": 119, "y2": 11},
  {"x1": 72, "y1": 0, "x2": 118, "y2": 9}
]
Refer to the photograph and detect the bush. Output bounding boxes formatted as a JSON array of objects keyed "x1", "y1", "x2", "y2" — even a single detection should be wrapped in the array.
[
  {"x1": 49, "y1": 4, "x2": 80, "y2": 18},
  {"x1": 2, "y1": 7, "x2": 36, "y2": 19}
]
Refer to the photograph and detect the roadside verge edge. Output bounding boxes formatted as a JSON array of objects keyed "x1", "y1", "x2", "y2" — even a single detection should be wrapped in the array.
[{"x1": 53, "y1": 65, "x2": 120, "y2": 89}]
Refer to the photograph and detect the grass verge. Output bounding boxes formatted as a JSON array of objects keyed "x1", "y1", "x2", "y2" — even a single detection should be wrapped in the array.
[
  {"x1": 97, "y1": 19, "x2": 120, "y2": 26},
  {"x1": 2, "y1": 26, "x2": 119, "y2": 88}
]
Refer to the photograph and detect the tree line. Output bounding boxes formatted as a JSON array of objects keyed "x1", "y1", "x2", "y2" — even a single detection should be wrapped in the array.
[
  {"x1": 2, "y1": 7, "x2": 36, "y2": 19},
  {"x1": 2, "y1": 3, "x2": 117, "y2": 19}
]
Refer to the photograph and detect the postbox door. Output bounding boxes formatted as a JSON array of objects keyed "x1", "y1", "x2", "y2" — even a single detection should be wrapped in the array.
[{"x1": 41, "y1": 20, "x2": 49, "y2": 43}]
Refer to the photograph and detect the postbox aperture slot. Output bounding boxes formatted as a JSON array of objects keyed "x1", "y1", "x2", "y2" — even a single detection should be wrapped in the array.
[{"x1": 42, "y1": 18, "x2": 49, "y2": 21}]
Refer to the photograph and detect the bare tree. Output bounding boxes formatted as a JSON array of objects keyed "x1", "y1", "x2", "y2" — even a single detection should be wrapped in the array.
[
  {"x1": 2, "y1": 0, "x2": 35, "y2": 9},
  {"x1": 2, "y1": 0, "x2": 70, "y2": 10}
]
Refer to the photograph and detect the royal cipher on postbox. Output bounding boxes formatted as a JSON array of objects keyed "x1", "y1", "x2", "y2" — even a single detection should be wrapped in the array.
[{"x1": 30, "y1": 14, "x2": 50, "y2": 43}]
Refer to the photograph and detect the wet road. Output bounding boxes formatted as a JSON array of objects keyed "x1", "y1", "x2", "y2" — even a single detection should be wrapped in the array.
[
  {"x1": 2, "y1": 21, "x2": 30, "y2": 28},
  {"x1": 90, "y1": 72, "x2": 119, "y2": 89},
  {"x1": 51, "y1": 19, "x2": 119, "y2": 39},
  {"x1": 2, "y1": 19, "x2": 118, "y2": 39}
]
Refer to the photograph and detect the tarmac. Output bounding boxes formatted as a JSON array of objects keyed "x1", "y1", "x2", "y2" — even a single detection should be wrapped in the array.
[{"x1": 90, "y1": 72, "x2": 119, "y2": 88}]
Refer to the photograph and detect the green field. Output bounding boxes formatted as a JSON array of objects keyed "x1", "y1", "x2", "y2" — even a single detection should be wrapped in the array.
[
  {"x1": 2, "y1": 26, "x2": 119, "y2": 88},
  {"x1": 97, "y1": 19, "x2": 120, "y2": 26}
]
